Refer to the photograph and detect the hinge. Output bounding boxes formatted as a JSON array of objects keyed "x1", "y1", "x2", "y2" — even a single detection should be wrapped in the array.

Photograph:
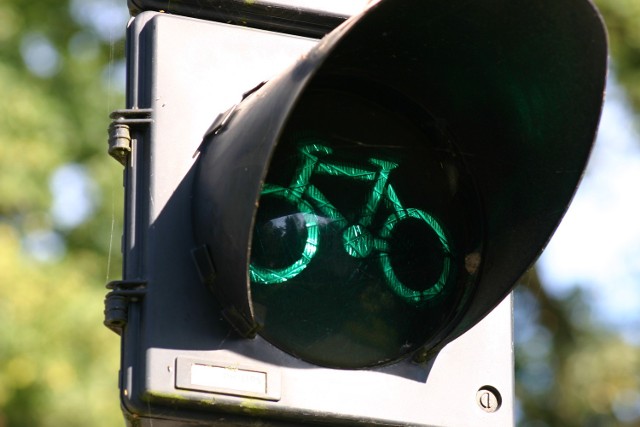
[
  {"x1": 108, "y1": 108, "x2": 153, "y2": 166},
  {"x1": 103, "y1": 279, "x2": 147, "y2": 335}
]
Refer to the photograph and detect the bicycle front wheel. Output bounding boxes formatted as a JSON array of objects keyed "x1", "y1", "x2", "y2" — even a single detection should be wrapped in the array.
[
  {"x1": 249, "y1": 183, "x2": 320, "y2": 284},
  {"x1": 379, "y1": 208, "x2": 454, "y2": 304}
]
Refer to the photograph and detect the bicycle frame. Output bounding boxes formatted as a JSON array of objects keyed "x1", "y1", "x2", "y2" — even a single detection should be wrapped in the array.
[{"x1": 250, "y1": 141, "x2": 453, "y2": 304}]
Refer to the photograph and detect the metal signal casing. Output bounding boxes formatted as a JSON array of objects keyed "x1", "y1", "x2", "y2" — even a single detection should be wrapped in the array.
[
  {"x1": 116, "y1": 0, "x2": 607, "y2": 424},
  {"x1": 119, "y1": 9, "x2": 515, "y2": 427}
]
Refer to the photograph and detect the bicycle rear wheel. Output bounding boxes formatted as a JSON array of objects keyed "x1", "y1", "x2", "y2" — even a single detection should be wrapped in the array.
[
  {"x1": 249, "y1": 184, "x2": 319, "y2": 284},
  {"x1": 379, "y1": 208, "x2": 453, "y2": 304}
]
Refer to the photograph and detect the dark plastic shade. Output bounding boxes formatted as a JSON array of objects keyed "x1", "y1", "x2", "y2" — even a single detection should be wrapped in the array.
[{"x1": 192, "y1": 0, "x2": 607, "y2": 368}]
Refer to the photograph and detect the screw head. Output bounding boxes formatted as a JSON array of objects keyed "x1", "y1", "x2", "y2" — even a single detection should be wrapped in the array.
[{"x1": 476, "y1": 386, "x2": 502, "y2": 413}]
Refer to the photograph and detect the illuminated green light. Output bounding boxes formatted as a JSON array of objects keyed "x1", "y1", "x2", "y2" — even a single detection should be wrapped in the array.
[
  {"x1": 249, "y1": 183, "x2": 319, "y2": 284},
  {"x1": 379, "y1": 208, "x2": 453, "y2": 303},
  {"x1": 342, "y1": 224, "x2": 374, "y2": 258},
  {"x1": 247, "y1": 85, "x2": 483, "y2": 369},
  {"x1": 250, "y1": 142, "x2": 453, "y2": 303}
]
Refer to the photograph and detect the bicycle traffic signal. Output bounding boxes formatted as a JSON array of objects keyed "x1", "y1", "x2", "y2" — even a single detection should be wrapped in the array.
[
  {"x1": 106, "y1": 0, "x2": 607, "y2": 425},
  {"x1": 193, "y1": 83, "x2": 485, "y2": 370}
]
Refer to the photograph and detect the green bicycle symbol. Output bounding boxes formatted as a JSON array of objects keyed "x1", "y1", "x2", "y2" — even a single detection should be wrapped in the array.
[{"x1": 249, "y1": 142, "x2": 454, "y2": 304}]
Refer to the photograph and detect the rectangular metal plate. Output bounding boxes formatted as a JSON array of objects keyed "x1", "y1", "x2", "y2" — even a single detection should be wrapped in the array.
[{"x1": 176, "y1": 357, "x2": 281, "y2": 401}]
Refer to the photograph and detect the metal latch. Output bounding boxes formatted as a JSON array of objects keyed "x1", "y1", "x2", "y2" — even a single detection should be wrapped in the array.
[
  {"x1": 108, "y1": 108, "x2": 153, "y2": 166},
  {"x1": 104, "y1": 279, "x2": 147, "y2": 335}
]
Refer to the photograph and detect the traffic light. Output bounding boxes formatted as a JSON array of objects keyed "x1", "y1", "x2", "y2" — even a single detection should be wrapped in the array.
[{"x1": 105, "y1": 0, "x2": 607, "y2": 425}]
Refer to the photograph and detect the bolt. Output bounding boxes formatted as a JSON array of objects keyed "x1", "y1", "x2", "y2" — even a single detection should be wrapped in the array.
[{"x1": 476, "y1": 386, "x2": 501, "y2": 413}]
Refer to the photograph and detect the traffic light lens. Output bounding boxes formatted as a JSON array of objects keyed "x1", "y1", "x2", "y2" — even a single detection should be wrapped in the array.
[{"x1": 249, "y1": 80, "x2": 483, "y2": 368}]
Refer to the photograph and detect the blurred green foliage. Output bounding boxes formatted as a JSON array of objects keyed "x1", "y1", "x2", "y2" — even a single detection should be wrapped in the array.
[
  {"x1": 0, "y1": 0, "x2": 638, "y2": 426},
  {"x1": 514, "y1": 2, "x2": 640, "y2": 425},
  {"x1": 0, "y1": 0, "x2": 125, "y2": 425},
  {"x1": 596, "y1": 0, "x2": 640, "y2": 113},
  {"x1": 515, "y1": 272, "x2": 640, "y2": 426}
]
